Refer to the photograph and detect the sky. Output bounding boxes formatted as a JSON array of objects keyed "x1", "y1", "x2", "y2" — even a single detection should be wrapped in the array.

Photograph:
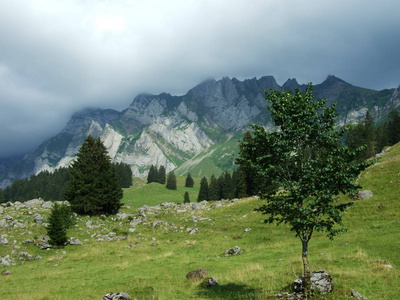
[{"x1": 0, "y1": 0, "x2": 399, "y2": 158}]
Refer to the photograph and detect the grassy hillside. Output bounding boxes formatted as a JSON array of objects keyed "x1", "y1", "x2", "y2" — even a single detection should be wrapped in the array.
[{"x1": 0, "y1": 144, "x2": 400, "y2": 299}]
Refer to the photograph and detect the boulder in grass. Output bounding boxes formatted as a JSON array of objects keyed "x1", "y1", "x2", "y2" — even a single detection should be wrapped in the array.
[
  {"x1": 186, "y1": 268, "x2": 208, "y2": 281},
  {"x1": 101, "y1": 292, "x2": 131, "y2": 300}
]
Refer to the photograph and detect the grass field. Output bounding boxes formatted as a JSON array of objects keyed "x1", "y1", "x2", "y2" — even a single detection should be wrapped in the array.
[{"x1": 0, "y1": 145, "x2": 399, "y2": 299}]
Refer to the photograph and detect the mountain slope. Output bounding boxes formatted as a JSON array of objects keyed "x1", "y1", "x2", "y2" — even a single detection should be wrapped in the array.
[{"x1": 1, "y1": 75, "x2": 399, "y2": 187}]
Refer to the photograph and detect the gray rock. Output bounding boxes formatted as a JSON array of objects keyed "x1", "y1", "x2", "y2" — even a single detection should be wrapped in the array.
[
  {"x1": 351, "y1": 289, "x2": 369, "y2": 300},
  {"x1": 356, "y1": 190, "x2": 373, "y2": 200},
  {"x1": 101, "y1": 292, "x2": 131, "y2": 300},
  {"x1": 0, "y1": 255, "x2": 13, "y2": 266},
  {"x1": 0, "y1": 234, "x2": 8, "y2": 245},
  {"x1": 205, "y1": 277, "x2": 218, "y2": 288},
  {"x1": 0, "y1": 207, "x2": 3, "y2": 214},
  {"x1": 186, "y1": 268, "x2": 208, "y2": 281},
  {"x1": 68, "y1": 237, "x2": 83, "y2": 245},
  {"x1": 24, "y1": 198, "x2": 44, "y2": 208},
  {"x1": 42, "y1": 201, "x2": 54, "y2": 209},
  {"x1": 2, "y1": 270, "x2": 11, "y2": 275},
  {"x1": 18, "y1": 252, "x2": 33, "y2": 261},
  {"x1": 189, "y1": 228, "x2": 199, "y2": 235},
  {"x1": 0, "y1": 219, "x2": 7, "y2": 228},
  {"x1": 293, "y1": 270, "x2": 334, "y2": 294},
  {"x1": 34, "y1": 214, "x2": 44, "y2": 224},
  {"x1": 224, "y1": 246, "x2": 242, "y2": 256},
  {"x1": 35, "y1": 235, "x2": 52, "y2": 250}
]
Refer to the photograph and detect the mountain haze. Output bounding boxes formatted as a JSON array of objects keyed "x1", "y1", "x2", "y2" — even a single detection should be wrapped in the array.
[{"x1": 1, "y1": 75, "x2": 399, "y2": 187}]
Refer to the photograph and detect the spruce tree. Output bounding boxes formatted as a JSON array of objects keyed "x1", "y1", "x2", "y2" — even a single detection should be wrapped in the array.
[
  {"x1": 147, "y1": 165, "x2": 157, "y2": 183},
  {"x1": 0, "y1": 188, "x2": 4, "y2": 203},
  {"x1": 233, "y1": 169, "x2": 247, "y2": 199},
  {"x1": 166, "y1": 171, "x2": 177, "y2": 190},
  {"x1": 157, "y1": 165, "x2": 166, "y2": 184},
  {"x1": 47, "y1": 204, "x2": 75, "y2": 247},
  {"x1": 184, "y1": 191, "x2": 190, "y2": 203},
  {"x1": 185, "y1": 173, "x2": 194, "y2": 187},
  {"x1": 208, "y1": 174, "x2": 220, "y2": 200},
  {"x1": 115, "y1": 162, "x2": 133, "y2": 188},
  {"x1": 65, "y1": 136, "x2": 123, "y2": 215},
  {"x1": 197, "y1": 177, "x2": 209, "y2": 202}
]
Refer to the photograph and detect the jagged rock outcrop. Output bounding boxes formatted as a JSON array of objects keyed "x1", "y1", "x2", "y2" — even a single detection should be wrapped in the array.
[{"x1": 1, "y1": 75, "x2": 399, "y2": 187}]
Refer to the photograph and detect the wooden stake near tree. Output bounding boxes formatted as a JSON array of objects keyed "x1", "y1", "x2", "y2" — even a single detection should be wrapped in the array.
[{"x1": 236, "y1": 84, "x2": 373, "y2": 294}]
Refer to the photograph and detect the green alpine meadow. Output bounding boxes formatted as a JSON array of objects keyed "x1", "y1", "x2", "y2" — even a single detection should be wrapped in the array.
[{"x1": 0, "y1": 143, "x2": 399, "y2": 299}]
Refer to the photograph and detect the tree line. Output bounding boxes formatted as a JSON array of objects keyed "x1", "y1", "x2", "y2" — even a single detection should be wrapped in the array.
[
  {"x1": 0, "y1": 159, "x2": 132, "y2": 203},
  {"x1": 346, "y1": 109, "x2": 400, "y2": 161}
]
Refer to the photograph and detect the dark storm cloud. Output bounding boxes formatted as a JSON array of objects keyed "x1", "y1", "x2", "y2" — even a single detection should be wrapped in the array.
[{"x1": 0, "y1": 0, "x2": 399, "y2": 158}]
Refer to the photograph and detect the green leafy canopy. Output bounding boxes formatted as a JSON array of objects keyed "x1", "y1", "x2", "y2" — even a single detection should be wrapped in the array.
[{"x1": 237, "y1": 84, "x2": 374, "y2": 241}]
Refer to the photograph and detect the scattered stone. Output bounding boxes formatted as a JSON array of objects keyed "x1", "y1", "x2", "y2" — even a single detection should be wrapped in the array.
[
  {"x1": 384, "y1": 264, "x2": 394, "y2": 269},
  {"x1": 205, "y1": 277, "x2": 218, "y2": 288},
  {"x1": 34, "y1": 214, "x2": 44, "y2": 225},
  {"x1": 35, "y1": 235, "x2": 52, "y2": 250},
  {"x1": 68, "y1": 237, "x2": 83, "y2": 245},
  {"x1": 42, "y1": 201, "x2": 54, "y2": 209},
  {"x1": 18, "y1": 252, "x2": 33, "y2": 261},
  {"x1": 355, "y1": 190, "x2": 373, "y2": 200},
  {"x1": 101, "y1": 292, "x2": 131, "y2": 300},
  {"x1": 245, "y1": 227, "x2": 251, "y2": 232},
  {"x1": 0, "y1": 219, "x2": 7, "y2": 229},
  {"x1": 224, "y1": 246, "x2": 243, "y2": 256},
  {"x1": 189, "y1": 228, "x2": 199, "y2": 235},
  {"x1": 22, "y1": 239, "x2": 35, "y2": 244},
  {"x1": 24, "y1": 198, "x2": 44, "y2": 208},
  {"x1": 186, "y1": 268, "x2": 208, "y2": 281},
  {"x1": 293, "y1": 270, "x2": 334, "y2": 294},
  {"x1": 0, "y1": 234, "x2": 9, "y2": 245},
  {"x1": 0, "y1": 207, "x2": 3, "y2": 214},
  {"x1": 2, "y1": 270, "x2": 11, "y2": 275},
  {"x1": 275, "y1": 292, "x2": 304, "y2": 299},
  {"x1": 351, "y1": 289, "x2": 369, "y2": 300},
  {"x1": 151, "y1": 243, "x2": 158, "y2": 247},
  {"x1": 0, "y1": 255, "x2": 13, "y2": 266}
]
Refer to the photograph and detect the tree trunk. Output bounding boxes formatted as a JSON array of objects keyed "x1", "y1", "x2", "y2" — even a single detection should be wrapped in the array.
[{"x1": 301, "y1": 237, "x2": 311, "y2": 293}]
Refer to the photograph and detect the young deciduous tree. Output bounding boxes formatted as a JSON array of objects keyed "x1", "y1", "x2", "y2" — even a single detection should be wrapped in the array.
[
  {"x1": 236, "y1": 84, "x2": 373, "y2": 293},
  {"x1": 65, "y1": 136, "x2": 123, "y2": 215}
]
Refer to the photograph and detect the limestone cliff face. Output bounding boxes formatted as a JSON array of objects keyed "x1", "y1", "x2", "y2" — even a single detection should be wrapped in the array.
[{"x1": 1, "y1": 75, "x2": 399, "y2": 187}]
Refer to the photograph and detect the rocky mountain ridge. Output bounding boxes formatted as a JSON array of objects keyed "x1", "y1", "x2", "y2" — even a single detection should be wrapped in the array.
[{"x1": 1, "y1": 75, "x2": 399, "y2": 187}]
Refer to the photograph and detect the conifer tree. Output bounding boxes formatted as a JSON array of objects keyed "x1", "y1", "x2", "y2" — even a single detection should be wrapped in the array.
[
  {"x1": 166, "y1": 171, "x2": 177, "y2": 190},
  {"x1": 147, "y1": 165, "x2": 157, "y2": 184},
  {"x1": 197, "y1": 177, "x2": 209, "y2": 202},
  {"x1": 157, "y1": 165, "x2": 166, "y2": 184},
  {"x1": 65, "y1": 136, "x2": 123, "y2": 215},
  {"x1": 185, "y1": 173, "x2": 194, "y2": 187},
  {"x1": 115, "y1": 162, "x2": 133, "y2": 188},
  {"x1": 233, "y1": 169, "x2": 247, "y2": 199},
  {"x1": 184, "y1": 191, "x2": 190, "y2": 203},
  {"x1": 0, "y1": 188, "x2": 4, "y2": 203},
  {"x1": 47, "y1": 204, "x2": 75, "y2": 247},
  {"x1": 208, "y1": 174, "x2": 220, "y2": 200}
]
